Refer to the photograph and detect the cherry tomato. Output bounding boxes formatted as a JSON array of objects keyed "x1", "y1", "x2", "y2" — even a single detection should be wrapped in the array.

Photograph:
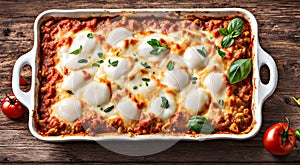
[
  {"x1": 20, "y1": 76, "x2": 27, "y2": 86},
  {"x1": 263, "y1": 118, "x2": 296, "y2": 156},
  {"x1": 1, "y1": 94, "x2": 25, "y2": 118}
]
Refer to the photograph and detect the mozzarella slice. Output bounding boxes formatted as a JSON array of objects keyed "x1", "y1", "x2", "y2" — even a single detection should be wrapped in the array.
[
  {"x1": 83, "y1": 81, "x2": 111, "y2": 106},
  {"x1": 184, "y1": 88, "x2": 209, "y2": 114},
  {"x1": 107, "y1": 27, "x2": 132, "y2": 46},
  {"x1": 147, "y1": 94, "x2": 176, "y2": 121},
  {"x1": 161, "y1": 67, "x2": 190, "y2": 91},
  {"x1": 183, "y1": 46, "x2": 207, "y2": 70},
  {"x1": 61, "y1": 70, "x2": 86, "y2": 92},
  {"x1": 56, "y1": 97, "x2": 82, "y2": 123},
  {"x1": 117, "y1": 99, "x2": 140, "y2": 121},
  {"x1": 103, "y1": 57, "x2": 131, "y2": 81},
  {"x1": 203, "y1": 72, "x2": 226, "y2": 99},
  {"x1": 138, "y1": 34, "x2": 169, "y2": 61}
]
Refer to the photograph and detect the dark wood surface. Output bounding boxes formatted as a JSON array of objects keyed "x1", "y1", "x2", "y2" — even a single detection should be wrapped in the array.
[{"x1": 0, "y1": 0, "x2": 300, "y2": 163}]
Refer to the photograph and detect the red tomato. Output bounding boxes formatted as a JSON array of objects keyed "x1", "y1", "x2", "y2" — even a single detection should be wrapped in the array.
[
  {"x1": 20, "y1": 76, "x2": 27, "y2": 85},
  {"x1": 263, "y1": 118, "x2": 296, "y2": 156},
  {"x1": 1, "y1": 94, "x2": 25, "y2": 118}
]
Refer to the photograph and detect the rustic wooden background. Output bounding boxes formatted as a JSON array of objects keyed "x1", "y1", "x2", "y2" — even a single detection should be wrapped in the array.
[{"x1": 0, "y1": 0, "x2": 300, "y2": 164}]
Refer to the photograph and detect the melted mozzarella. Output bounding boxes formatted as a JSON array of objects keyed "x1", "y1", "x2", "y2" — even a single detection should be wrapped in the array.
[
  {"x1": 103, "y1": 57, "x2": 131, "y2": 81},
  {"x1": 147, "y1": 94, "x2": 176, "y2": 121},
  {"x1": 183, "y1": 46, "x2": 207, "y2": 70},
  {"x1": 61, "y1": 70, "x2": 85, "y2": 92},
  {"x1": 117, "y1": 99, "x2": 140, "y2": 121},
  {"x1": 82, "y1": 81, "x2": 111, "y2": 106},
  {"x1": 107, "y1": 27, "x2": 132, "y2": 46},
  {"x1": 55, "y1": 97, "x2": 82, "y2": 123},
  {"x1": 59, "y1": 31, "x2": 103, "y2": 70},
  {"x1": 138, "y1": 34, "x2": 169, "y2": 62},
  {"x1": 161, "y1": 67, "x2": 190, "y2": 91},
  {"x1": 203, "y1": 72, "x2": 226, "y2": 100},
  {"x1": 184, "y1": 88, "x2": 209, "y2": 114}
]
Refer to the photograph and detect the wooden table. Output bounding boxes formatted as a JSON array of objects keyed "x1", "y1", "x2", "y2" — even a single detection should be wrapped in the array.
[{"x1": 0, "y1": 0, "x2": 299, "y2": 164}]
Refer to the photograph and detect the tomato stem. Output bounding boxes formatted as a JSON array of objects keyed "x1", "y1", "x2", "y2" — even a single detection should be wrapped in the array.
[
  {"x1": 279, "y1": 118, "x2": 295, "y2": 146},
  {"x1": 5, "y1": 94, "x2": 16, "y2": 104}
]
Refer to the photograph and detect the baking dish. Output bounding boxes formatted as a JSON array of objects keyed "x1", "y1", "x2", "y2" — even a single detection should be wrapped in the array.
[{"x1": 12, "y1": 8, "x2": 278, "y2": 141}]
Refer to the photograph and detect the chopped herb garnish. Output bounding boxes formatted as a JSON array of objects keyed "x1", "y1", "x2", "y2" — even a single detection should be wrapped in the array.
[
  {"x1": 87, "y1": 33, "x2": 94, "y2": 39},
  {"x1": 142, "y1": 78, "x2": 150, "y2": 86},
  {"x1": 108, "y1": 59, "x2": 119, "y2": 67},
  {"x1": 139, "y1": 84, "x2": 142, "y2": 87},
  {"x1": 70, "y1": 45, "x2": 82, "y2": 55},
  {"x1": 191, "y1": 77, "x2": 198, "y2": 84},
  {"x1": 133, "y1": 86, "x2": 138, "y2": 90},
  {"x1": 140, "y1": 62, "x2": 151, "y2": 69},
  {"x1": 134, "y1": 58, "x2": 138, "y2": 62},
  {"x1": 97, "y1": 52, "x2": 103, "y2": 58},
  {"x1": 161, "y1": 97, "x2": 169, "y2": 109},
  {"x1": 218, "y1": 99, "x2": 225, "y2": 106},
  {"x1": 97, "y1": 105, "x2": 101, "y2": 107},
  {"x1": 97, "y1": 60, "x2": 104, "y2": 64},
  {"x1": 104, "y1": 105, "x2": 114, "y2": 113},
  {"x1": 216, "y1": 46, "x2": 226, "y2": 58},
  {"x1": 66, "y1": 90, "x2": 74, "y2": 95},
  {"x1": 197, "y1": 47, "x2": 207, "y2": 58},
  {"x1": 147, "y1": 38, "x2": 169, "y2": 55},
  {"x1": 167, "y1": 61, "x2": 174, "y2": 71},
  {"x1": 153, "y1": 72, "x2": 155, "y2": 74},
  {"x1": 100, "y1": 108, "x2": 103, "y2": 110},
  {"x1": 117, "y1": 85, "x2": 122, "y2": 90},
  {"x1": 78, "y1": 59, "x2": 88, "y2": 63},
  {"x1": 116, "y1": 52, "x2": 120, "y2": 56},
  {"x1": 92, "y1": 63, "x2": 100, "y2": 67}
]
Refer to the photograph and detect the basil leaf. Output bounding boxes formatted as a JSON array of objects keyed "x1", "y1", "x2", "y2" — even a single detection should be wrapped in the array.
[
  {"x1": 140, "y1": 62, "x2": 151, "y2": 68},
  {"x1": 291, "y1": 96, "x2": 300, "y2": 106},
  {"x1": 228, "y1": 18, "x2": 244, "y2": 38},
  {"x1": 98, "y1": 52, "x2": 103, "y2": 58},
  {"x1": 78, "y1": 59, "x2": 88, "y2": 63},
  {"x1": 150, "y1": 46, "x2": 168, "y2": 55},
  {"x1": 66, "y1": 90, "x2": 74, "y2": 95},
  {"x1": 147, "y1": 39, "x2": 168, "y2": 55},
  {"x1": 219, "y1": 28, "x2": 229, "y2": 36},
  {"x1": 108, "y1": 59, "x2": 119, "y2": 67},
  {"x1": 221, "y1": 35, "x2": 234, "y2": 48},
  {"x1": 197, "y1": 47, "x2": 207, "y2": 58},
  {"x1": 92, "y1": 63, "x2": 100, "y2": 67},
  {"x1": 160, "y1": 97, "x2": 169, "y2": 109},
  {"x1": 147, "y1": 38, "x2": 163, "y2": 47},
  {"x1": 87, "y1": 33, "x2": 94, "y2": 39},
  {"x1": 188, "y1": 116, "x2": 214, "y2": 134},
  {"x1": 70, "y1": 45, "x2": 82, "y2": 55},
  {"x1": 104, "y1": 105, "x2": 114, "y2": 113},
  {"x1": 216, "y1": 46, "x2": 226, "y2": 58},
  {"x1": 167, "y1": 61, "x2": 174, "y2": 71},
  {"x1": 218, "y1": 99, "x2": 224, "y2": 106},
  {"x1": 228, "y1": 58, "x2": 252, "y2": 84}
]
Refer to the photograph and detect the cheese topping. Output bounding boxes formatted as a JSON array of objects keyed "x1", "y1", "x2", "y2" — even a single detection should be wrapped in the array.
[{"x1": 52, "y1": 23, "x2": 228, "y2": 126}]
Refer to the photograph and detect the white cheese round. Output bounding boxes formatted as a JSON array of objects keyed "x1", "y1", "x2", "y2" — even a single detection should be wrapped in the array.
[
  {"x1": 147, "y1": 94, "x2": 176, "y2": 121},
  {"x1": 184, "y1": 88, "x2": 209, "y2": 114},
  {"x1": 83, "y1": 81, "x2": 111, "y2": 106},
  {"x1": 183, "y1": 46, "x2": 207, "y2": 70},
  {"x1": 56, "y1": 97, "x2": 82, "y2": 123},
  {"x1": 161, "y1": 67, "x2": 190, "y2": 91},
  {"x1": 107, "y1": 27, "x2": 132, "y2": 46},
  {"x1": 117, "y1": 99, "x2": 140, "y2": 121},
  {"x1": 103, "y1": 57, "x2": 131, "y2": 81},
  {"x1": 203, "y1": 72, "x2": 226, "y2": 99}
]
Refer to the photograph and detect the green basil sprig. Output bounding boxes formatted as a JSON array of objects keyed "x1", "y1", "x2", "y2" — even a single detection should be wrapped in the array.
[
  {"x1": 228, "y1": 58, "x2": 252, "y2": 84},
  {"x1": 188, "y1": 116, "x2": 214, "y2": 134},
  {"x1": 147, "y1": 39, "x2": 169, "y2": 55},
  {"x1": 219, "y1": 18, "x2": 244, "y2": 48}
]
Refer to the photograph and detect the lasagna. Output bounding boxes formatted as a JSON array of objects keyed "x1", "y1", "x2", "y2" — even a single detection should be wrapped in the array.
[{"x1": 36, "y1": 14, "x2": 253, "y2": 136}]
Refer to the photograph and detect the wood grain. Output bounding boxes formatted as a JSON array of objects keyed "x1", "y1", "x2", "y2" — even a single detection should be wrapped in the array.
[{"x1": 0, "y1": 0, "x2": 300, "y2": 163}]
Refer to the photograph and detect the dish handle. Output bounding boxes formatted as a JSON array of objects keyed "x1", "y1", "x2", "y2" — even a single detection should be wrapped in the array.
[
  {"x1": 12, "y1": 50, "x2": 35, "y2": 111},
  {"x1": 257, "y1": 45, "x2": 278, "y2": 105}
]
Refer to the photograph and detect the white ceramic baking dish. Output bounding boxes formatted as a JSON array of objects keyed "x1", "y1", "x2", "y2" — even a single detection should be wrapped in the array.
[{"x1": 12, "y1": 8, "x2": 278, "y2": 142}]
